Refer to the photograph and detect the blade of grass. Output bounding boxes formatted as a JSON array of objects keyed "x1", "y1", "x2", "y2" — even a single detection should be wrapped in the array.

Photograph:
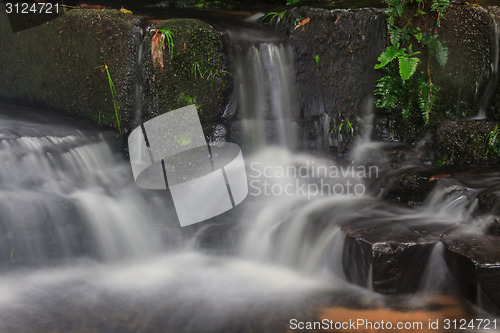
[{"x1": 104, "y1": 63, "x2": 122, "y2": 134}]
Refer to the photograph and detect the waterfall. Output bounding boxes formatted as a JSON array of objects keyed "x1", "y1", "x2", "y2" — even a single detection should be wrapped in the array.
[
  {"x1": 418, "y1": 242, "x2": 454, "y2": 294},
  {"x1": 228, "y1": 29, "x2": 297, "y2": 150},
  {"x1": 476, "y1": 18, "x2": 499, "y2": 119},
  {"x1": 0, "y1": 105, "x2": 176, "y2": 266}
]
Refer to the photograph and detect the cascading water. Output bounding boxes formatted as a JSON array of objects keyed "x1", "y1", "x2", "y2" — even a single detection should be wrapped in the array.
[
  {"x1": 0, "y1": 105, "x2": 173, "y2": 265},
  {"x1": 476, "y1": 18, "x2": 500, "y2": 119},
  {"x1": 228, "y1": 28, "x2": 297, "y2": 150},
  {"x1": 418, "y1": 242, "x2": 455, "y2": 294},
  {"x1": 1, "y1": 24, "x2": 500, "y2": 333}
]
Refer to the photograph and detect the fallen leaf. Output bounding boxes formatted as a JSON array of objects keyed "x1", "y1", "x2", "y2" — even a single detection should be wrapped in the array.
[
  {"x1": 79, "y1": 4, "x2": 109, "y2": 9},
  {"x1": 294, "y1": 17, "x2": 310, "y2": 30},
  {"x1": 429, "y1": 174, "x2": 451, "y2": 182},
  {"x1": 120, "y1": 7, "x2": 132, "y2": 14},
  {"x1": 151, "y1": 29, "x2": 164, "y2": 73}
]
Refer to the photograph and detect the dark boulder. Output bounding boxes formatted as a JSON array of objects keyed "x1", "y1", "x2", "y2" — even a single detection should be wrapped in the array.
[
  {"x1": 0, "y1": 8, "x2": 143, "y2": 132},
  {"x1": 486, "y1": 217, "x2": 500, "y2": 236},
  {"x1": 478, "y1": 189, "x2": 500, "y2": 215},
  {"x1": 443, "y1": 231, "x2": 500, "y2": 311},
  {"x1": 0, "y1": 7, "x2": 231, "y2": 136},
  {"x1": 342, "y1": 221, "x2": 453, "y2": 294},
  {"x1": 277, "y1": 7, "x2": 387, "y2": 149},
  {"x1": 435, "y1": 120, "x2": 500, "y2": 165}
]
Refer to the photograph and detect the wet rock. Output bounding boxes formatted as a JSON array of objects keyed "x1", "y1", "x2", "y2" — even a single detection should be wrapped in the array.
[
  {"x1": 486, "y1": 217, "x2": 500, "y2": 236},
  {"x1": 478, "y1": 190, "x2": 500, "y2": 215},
  {"x1": 442, "y1": 231, "x2": 500, "y2": 311},
  {"x1": 435, "y1": 5, "x2": 494, "y2": 120},
  {"x1": 141, "y1": 19, "x2": 232, "y2": 129},
  {"x1": 277, "y1": 7, "x2": 386, "y2": 141},
  {"x1": 486, "y1": 6, "x2": 500, "y2": 122},
  {"x1": 435, "y1": 120, "x2": 500, "y2": 165},
  {"x1": 0, "y1": 7, "x2": 143, "y2": 132},
  {"x1": 277, "y1": 4, "x2": 500, "y2": 145},
  {"x1": 382, "y1": 170, "x2": 435, "y2": 206},
  {"x1": 0, "y1": 7, "x2": 231, "y2": 135},
  {"x1": 342, "y1": 222, "x2": 452, "y2": 294}
]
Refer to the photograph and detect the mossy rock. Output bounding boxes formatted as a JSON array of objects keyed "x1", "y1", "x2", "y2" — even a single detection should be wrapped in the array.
[
  {"x1": 435, "y1": 120, "x2": 500, "y2": 165},
  {"x1": 141, "y1": 18, "x2": 232, "y2": 128},
  {"x1": 0, "y1": 8, "x2": 232, "y2": 134},
  {"x1": 0, "y1": 7, "x2": 143, "y2": 132}
]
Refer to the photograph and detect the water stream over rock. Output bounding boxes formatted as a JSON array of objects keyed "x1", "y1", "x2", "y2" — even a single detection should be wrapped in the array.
[{"x1": 1, "y1": 14, "x2": 500, "y2": 332}]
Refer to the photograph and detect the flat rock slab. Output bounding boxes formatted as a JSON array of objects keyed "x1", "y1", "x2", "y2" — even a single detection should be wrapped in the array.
[
  {"x1": 342, "y1": 217, "x2": 500, "y2": 313},
  {"x1": 443, "y1": 231, "x2": 500, "y2": 311},
  {"x1": 342, "y1": 220, "x2": 455, "y2": 294}
]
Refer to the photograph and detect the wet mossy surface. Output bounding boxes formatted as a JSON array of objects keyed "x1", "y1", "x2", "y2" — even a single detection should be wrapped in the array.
[
  {"x1": 0, "y1": 8, "x2": 231, "y2": 135},
  {"x1": 384, "y1": 4, "x2": 496, "y2": 143},
  {"x1": 0, "y1": 7, "x2": 143, "y2": 132},
  {"x1": 435, "y1": 120, "x2": 500, "y2": 165},
  {"x1": 278, "y1": 7, "x2": 386, "y2": 134},
  {"x1": 141, "y1": 19, "x2": 232, "y2": 132}
]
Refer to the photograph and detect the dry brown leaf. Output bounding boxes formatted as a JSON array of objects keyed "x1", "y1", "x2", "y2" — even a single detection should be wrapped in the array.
[
  {"x1": 151, "y1": 29, "x2": 164, "y2": 73},
  {"x1": 294, "y1": 17, "x2": 310, "y2": 30}
]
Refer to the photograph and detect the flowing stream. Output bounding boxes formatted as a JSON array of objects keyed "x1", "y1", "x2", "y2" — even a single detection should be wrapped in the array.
[{"x1": 1, "y1": 35, "x2": 500, "y2": 332}]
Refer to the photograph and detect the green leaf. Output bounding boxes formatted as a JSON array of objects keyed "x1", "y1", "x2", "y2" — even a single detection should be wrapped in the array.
[
  {"x1": 374, "y1": 75, "x2": 401, "y2": 109},
  {"x1": 395, "y1": 2, "x2": 406, "y2": 17},
  {"x1": 374, "y1": 46, "x2": 404, "y2": 69},
  {"x1": 414, "y1": 9, "x2": 426, "y2": 17},
  {"x1": 399, "y1": 56, "x2": 420, "y2": 82},
  {"x1": 418, "y1": 80, "x2": 438, "y2": 123},
  {"x1": 389, "y1": 28, "x2": 402, "y2": 45},
  {"x1": 435, "y1": 41, "x2": 448, "y2": 67},
  {"x1": 401, "y1": 104, "x2": 412, "y2": 119}
]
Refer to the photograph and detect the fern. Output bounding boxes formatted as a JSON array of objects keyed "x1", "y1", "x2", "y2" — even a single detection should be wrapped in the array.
[
  {"x1": 418, "y1": 80, "x2": 438, "y2": 124},
  {"x1": 375, "y1": 46, "x2": 404, "y2": 69},
  {"x1": 375, "y1": 74, "x2": 401, "y2": 109},
  {"x1": 260, "y1": 11, "x2": 286, "y2": 25},
  {"x1": 399, "y1": 56, "x2": 420, "y2": 82},
  {"x1": 374, "y1": 0, "x2": 450, "y2": 124},
  {"x1": 487, "y1": 125, "x2": 500, "y2": 158}
]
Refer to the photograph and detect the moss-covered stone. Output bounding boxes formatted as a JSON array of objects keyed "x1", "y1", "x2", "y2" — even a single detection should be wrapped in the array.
[
  {"x1": 435, "y1": 120, "x2": 500, "y2": 165},
  {"x1": 141, "y1": 19, "x2": 232, "y2": 129},
  {"x1": 277, "y1": 7, "x2": 386, "y2": 136},
  {"x1": 0, "y1": 6, "x2": 143, "y2": 132},
  {"x1": 276, "y1": 4, "x2": 500, "y2": 145},
  {"x1": 385, "y1": 4, "x2": 497, "y2": 143},
  {"x1": 0, "y1": 8, "x2": 231, "y2": 135},
  {"x1": 435, "y1": 5, "x2": 494, "y2": 120}
]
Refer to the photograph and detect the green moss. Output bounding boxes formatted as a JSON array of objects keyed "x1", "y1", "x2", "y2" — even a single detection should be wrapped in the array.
[
  {"x1": 142, "y1": 18, "x2": 231, "y2": 125},
  {"x1": 435, "y1": 121, "x2": 500, "y2": 165},
  {"x1": 173, "y1": 92, "x2": 197, "y2": 109},
  {"x1": 0, "y1": 7, "x2": 142, "y2": 131}
]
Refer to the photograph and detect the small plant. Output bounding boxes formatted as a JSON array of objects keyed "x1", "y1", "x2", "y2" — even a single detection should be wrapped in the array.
[
  {"x1": 260, "y1": 11, "x2": 286, "y2": 25},
  {"x1": 96, "y1": 110, "x2": 102, "y2": 126},
  {"x1": 194, "y1": 0, "x2": 223, "y2": 8},
  {"x1": 191, "y1": 61, "x2": 203, "y2": 79},
  {"x1": 151, "y1": 28, "x2": 175, "y2": 72},
  {"x1": 327, "y1": 119, "x2": 354, "y2": 140},
  {"x1": 204, "y1": 69, "x2": 233, "y2": 88},
  {"x1": 374, "y1": 0, "x2": 450, "y2": 125},
  {"x1": 96, "y1": 63, "x2": 122, "y2": 134},
  {"x1": 487, "y1": 125, "x2": 500, "y2": 158},
  {"x1": 315, "y1": 54, "x2": 320, "y2": 67}
]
